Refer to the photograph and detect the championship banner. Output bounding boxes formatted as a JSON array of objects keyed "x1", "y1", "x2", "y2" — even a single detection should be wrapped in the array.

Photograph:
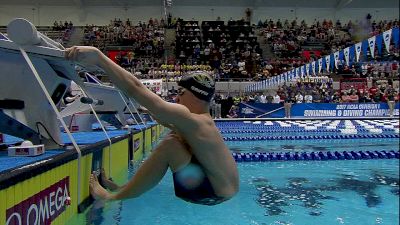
[
  {"x1": 383, "y1": 29, "x2": 392, "y2": 52},
  {"x1": 294, "y1": 103, "x2": 399, "y2": 118},
  {"x1": 311, "y1": 61, "x2": 316, "y2": 75},
  {"x1": 349, "y1": 45, "x2": 355, "y2": 64},
  {"x1": 318, "y1": 59, "x2": 323, "y2": 73},
  {"x1": 355, "y1": 42, "x2": 362, "y2": 62},
  {"x1": 368, "y1": 36, "x2": 376, "y2": 58},
  {"x1": 362, "y1": 40, "x2": 369, "y2": 59},
  {"x1": 334, "y1": 51, "x2": 340, "y2": 69},
  {"x1": 376, "y1": 34, "x2": 383, "y2": 55},
  {"x1": 393, "y1": 27, "x2": 399, "y2": 48},
  {"x1": 344, "y1": 47, "x2": 350, "y2": 66},
  {"x1": 325, "y1": 55, "x2": 331, "y2": 72},
  {"x1": 238, "y1": 102, "x2": 283, "y2": 118},
  {"x1": 238, "y1": 103, "x2": 399, "y2": 118},
  {"x1": 140, "y1": 79, "x2": 163, "y2": 94}
]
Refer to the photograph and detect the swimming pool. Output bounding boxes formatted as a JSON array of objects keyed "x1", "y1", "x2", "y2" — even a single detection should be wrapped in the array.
[{"x1": 66, "y1": 121, "x2": 399, "y2": 225}]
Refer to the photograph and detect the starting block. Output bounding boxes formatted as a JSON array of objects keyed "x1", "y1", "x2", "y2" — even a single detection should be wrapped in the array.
[{"x1": 8, "y1": 141, "x2": 45, "y2": 156}]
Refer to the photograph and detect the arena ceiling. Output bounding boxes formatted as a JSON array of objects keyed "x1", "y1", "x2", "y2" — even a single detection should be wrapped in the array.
[{"x1": 0, "y1": 0, "x2": 398, "y2": 8}]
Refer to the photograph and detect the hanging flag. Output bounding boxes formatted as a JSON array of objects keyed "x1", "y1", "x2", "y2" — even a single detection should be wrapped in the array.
[
  {"x1": 376, "y1": 34, "x2": 383, "y2": 55},
  {"x1": 355, "y1": 42, "x2": 362, "y2": 62},
  {"x1": 311, "y1": 61, "x2": 316, "y2": 75},
  {"x1": 334, "y1": 51, "x2": 340, "y2": 69},
  {"x1": 301, "y1": 65, "x2": 305, "y2": 77},
  {"x1": 344, "y1": 47, "x2": 350, "y2": 66},
  {"x1": 368, "y1": 36, "x2": 376, "y2": 58},
  {"x1": 318, "y1": 59, "x2": 323, "y2": 73},
  {"x1": 362, "y1": 40, "x2": 369, "y2": 59},
  {"x1": 322, "y1": 57, "x2": 326, "y2": 71},
  {"x1": 325, "y1": 55, "x2": 330, "y2": 72},
  {"x1": 349, "y1": 45, "x2": 355, "y2": 66},
  {"x1": 305, "y1": 64, "x2": 310, "y2": 75},
  {"x1": 383, "y1": 29, "x2": 392, "y2": 52},
  {"x1": 392, "y1": 27, "x2": 399, "y2": 48},
  {"x1": 296, "y1": 67, "x2": 300, "y2": 78}
]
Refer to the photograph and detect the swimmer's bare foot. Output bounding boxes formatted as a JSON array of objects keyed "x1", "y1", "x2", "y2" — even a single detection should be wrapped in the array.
[
  {"x1": 89, "y1": 173, "x2": 113, "y2": 200},
  {"x1": 100, "y1": 168, "x2": 120, "y2": 191}
]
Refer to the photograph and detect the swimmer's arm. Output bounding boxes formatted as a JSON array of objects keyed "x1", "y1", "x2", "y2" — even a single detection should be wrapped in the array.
[
  {"x1": 96, "y1": 49, "x2": 194, "y2": 127},
  {"x1": 65, "y1": 46, "x2": 194, "y2": 128}
]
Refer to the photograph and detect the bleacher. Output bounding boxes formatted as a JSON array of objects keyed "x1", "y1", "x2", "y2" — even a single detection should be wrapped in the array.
[
  {"x1": 0, "y1": 25, "x2": 71, "y2": 45},
  {"x1": 175, "y1": 20, "x2": 202, "y2": 61},
  {"x1": 175, "y1": 19, "x2": 262, "y2": 66}
]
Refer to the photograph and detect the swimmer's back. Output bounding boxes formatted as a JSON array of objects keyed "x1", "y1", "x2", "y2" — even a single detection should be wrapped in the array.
[{"x1": 174, "y1": 113, "x2": 238, "y2": 198}]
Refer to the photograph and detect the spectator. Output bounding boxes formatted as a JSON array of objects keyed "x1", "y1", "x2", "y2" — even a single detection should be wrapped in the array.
[
  {"x1": 168, "y1": 86, "x2": 177, "y2": 96},
  {"x1": 272, "y1": 92, "x2": 281, "y2": 104},
  {"x1": 341, "y1": 91, "x2": 350, "y2": 103},
  {"x1": 227, "y1": 105, "x2": 238, "y2": 118},
  {"x1": 295, "y1": 92, "x2": 304, "y2": 103},
  {"x1": 212, "y1": 93, "x2": 222, "y2": 119},
  {"x1": 386, "y1": 85, "x2": 396, "y2": 117},
  {"x1": 259, "y1": 92, "x2": 267, "y2": 103},
  {"x1": 311, "y1": 90, "x2": 322, "y2": 103},
  {"x1": 332, "y1": 92, "x2": 341, "y2": 103},
  {"x1": 359, "y1": 91, "x2": 372, "y2": 103},
  {"x1": 284, "y1": 93, "x2": 295, "y2": 118},
  {"x1": 349, "y1": 91, "x2": 359, "y2": 103},
  {"x1": 304, "y1": 91, "x2": 313, "y2": 103},
  {"x1": 371, "y1": 92, "x2": 382, "y2": 103}
]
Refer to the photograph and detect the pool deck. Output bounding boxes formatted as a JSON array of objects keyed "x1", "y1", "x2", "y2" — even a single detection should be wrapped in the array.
[{"x1": 0, "y1": 123, "x2": 156, "y2": 175}]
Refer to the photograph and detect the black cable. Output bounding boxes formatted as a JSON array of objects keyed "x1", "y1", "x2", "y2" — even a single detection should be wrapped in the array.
[{"x1": 36, "y1": 122, "x2": 63, "y2": 146}]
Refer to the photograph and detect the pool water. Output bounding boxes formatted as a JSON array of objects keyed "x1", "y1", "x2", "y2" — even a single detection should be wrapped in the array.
[
  {"x1": 228, "y1": 139, "x2": 399, "y2": 153},
  {"x1": 67, "y1": 141, "x2": 399, "y2": 225}
]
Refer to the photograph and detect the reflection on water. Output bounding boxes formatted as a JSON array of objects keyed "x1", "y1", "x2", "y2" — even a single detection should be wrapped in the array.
[{"x1": 253, "y1": 170, "x2": 399, "y2": 216}]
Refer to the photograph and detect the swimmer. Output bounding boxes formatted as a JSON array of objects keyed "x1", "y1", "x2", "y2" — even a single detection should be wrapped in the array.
[{"x1": 65, "y1": 46, "x2": 238, "y2": 205}]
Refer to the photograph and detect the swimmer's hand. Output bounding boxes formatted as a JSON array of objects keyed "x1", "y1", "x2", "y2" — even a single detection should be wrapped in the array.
[
  {"x1": 89, "y1": 173, "x2": 114, "y2": 201},
  {"x1": 65, "y1": 46, "x2": 103, "y2": 66}
]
